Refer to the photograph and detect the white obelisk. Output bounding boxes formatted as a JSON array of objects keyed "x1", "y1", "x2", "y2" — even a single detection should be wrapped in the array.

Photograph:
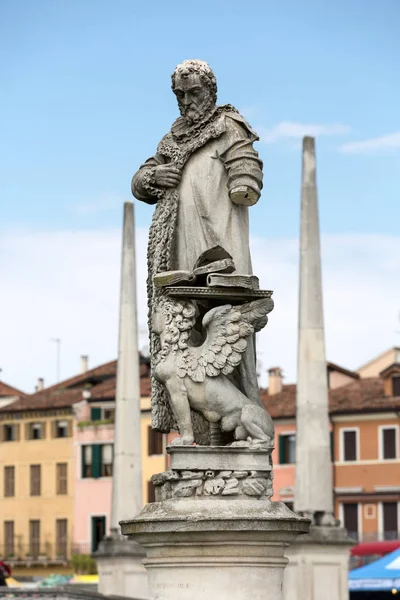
[
  {"x1": 283, "y1": 138, "x2": 351, "y2": 600},
  {"x1": 97, "y1": 202, "x2": 148, "y2": 598},
  {"x1": 294, "y1": 136, "x2": 333, "y2": 519}
]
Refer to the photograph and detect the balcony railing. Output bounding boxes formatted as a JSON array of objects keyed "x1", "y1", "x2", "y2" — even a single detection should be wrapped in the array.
[{"x1": 0, "y1": 543, "x2": 68, "y2": 565}]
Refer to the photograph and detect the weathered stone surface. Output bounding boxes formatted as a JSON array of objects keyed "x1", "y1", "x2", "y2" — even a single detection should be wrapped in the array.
[
  {"x1": 173, "y1": 479, "x2": 203, "y2": 498},
  {"x1": 295, "y1": 136, "x2": 334, "y2": 523},
  {"x1": 181, "y1": 470, "x2": 204, "y2": 480},
  {"x1": 221, "y1": 478, "x2": 239, "y2": 495},
  {"x1": 132, "y1": 59, "x2": 275, "y2": 448},
  {"x1": 232, "y1": 470, "x2": 248, "y2": 479},
  {"x1": 204, "y1": 478, "x2": 225, "y2": 495},
  {"x1": 121, "y1": 498, "x2": 310, "y2": 600},
  {"x1": 243, "y1": 478, "x2": 268, "y2": 496},
  {"x1": 219, "y1": 470, "x2": 233, "y2": 479},
  {"x1": 170, "y1": 445, "x2": 273, "y2": 472}
]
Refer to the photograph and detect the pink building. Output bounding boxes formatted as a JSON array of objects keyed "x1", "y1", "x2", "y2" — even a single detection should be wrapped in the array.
[{"x1": 73, "y1": 400, "x2": 114, "y2": 555}]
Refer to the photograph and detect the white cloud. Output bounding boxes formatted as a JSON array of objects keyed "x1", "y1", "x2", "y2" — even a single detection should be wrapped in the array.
[
  {"x1": 0, "y1": 228, "x2": 399, "y2": 392},
  {"x1": 259, "y1": 121, "x2": 350, "y2": 144},
  {"x1": 340, "y1": 130, "x2": 400, "y2": 154}
]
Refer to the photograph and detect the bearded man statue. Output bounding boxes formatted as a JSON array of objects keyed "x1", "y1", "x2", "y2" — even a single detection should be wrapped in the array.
[{"x1": 131, "y1": 59, "x2": 264, "y2": 441}]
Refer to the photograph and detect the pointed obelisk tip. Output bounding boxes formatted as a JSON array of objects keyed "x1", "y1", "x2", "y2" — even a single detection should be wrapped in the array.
[{"x1": 302, "y1": 136, "x2": 315, "y2": 153}]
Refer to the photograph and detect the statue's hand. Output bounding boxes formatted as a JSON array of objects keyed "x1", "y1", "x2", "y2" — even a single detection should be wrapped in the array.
[
  {"x1": 230, "y1": 185, "x2": 259, "y2": 206},
  {"x1": 154, "y1": 165, "x2": 182, "y2": 188}
]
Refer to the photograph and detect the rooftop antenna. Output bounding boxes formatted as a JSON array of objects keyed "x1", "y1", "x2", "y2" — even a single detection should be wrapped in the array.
[{"x1": 50, "y1": 338, "x2": 61, "y2": 382}]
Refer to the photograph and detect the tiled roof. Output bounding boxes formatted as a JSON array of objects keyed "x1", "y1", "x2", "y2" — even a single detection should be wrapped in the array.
[
  {"x1": 0, "y1": 356, "x2": 151, "y2": 413},
  {"x1": 261, "y1": 377, "x2": 400, "y2": 419},
  {"x1": 0, "y1": 381, "x2": 25, "y2": 397}
]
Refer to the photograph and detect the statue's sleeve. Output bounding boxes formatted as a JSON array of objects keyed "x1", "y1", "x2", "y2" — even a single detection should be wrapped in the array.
[
  {"x1": 219, "y1": 116, "x2": 263, "y2": 206},
  {"x1": 131, "y1": 154, "x2": 166, "y2": 205}
]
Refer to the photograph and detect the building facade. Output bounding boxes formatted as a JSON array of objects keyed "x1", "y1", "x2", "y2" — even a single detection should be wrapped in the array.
[
  {"x1": 262, "y1": 349, "x2": 400, "y2": 545},
  {"x1": 0, "y1": 356, "x2": 166, "y2": 564}
]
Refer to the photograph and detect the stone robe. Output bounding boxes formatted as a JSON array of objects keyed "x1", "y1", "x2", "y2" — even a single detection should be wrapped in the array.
[
  {"x1": 132, "y1": 107, "x2": 264, "y2": 432},
  {"x1": 132, "y1": 110, "x2": 263, "y2": 274}
]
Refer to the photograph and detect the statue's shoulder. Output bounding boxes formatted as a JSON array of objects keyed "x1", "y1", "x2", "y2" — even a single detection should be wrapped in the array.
[{"x1": 221, "y1": 105, "x2": 259, "y2": 140}]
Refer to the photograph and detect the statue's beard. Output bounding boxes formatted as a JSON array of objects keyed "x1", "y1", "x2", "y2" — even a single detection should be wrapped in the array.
[{"x1": 178, "y1": 95, "x2": 215, "y2": 126}]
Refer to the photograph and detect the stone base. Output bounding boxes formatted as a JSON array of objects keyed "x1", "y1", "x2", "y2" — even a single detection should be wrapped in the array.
[
  {"x1": 121, "y1": 446, "x2": 309, "y2": 600},
  {"x1": 96, "y1": 531, "x2": 149, "y2": 598},
  {"x1": 283, "y1": 525, "x2": 353, "y2": 600}
]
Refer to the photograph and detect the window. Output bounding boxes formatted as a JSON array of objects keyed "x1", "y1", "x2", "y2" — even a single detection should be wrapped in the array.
[
  {"x1": 341, "y1": 429, "x2": 358, "y2": 461},
  {"x1": 30, "y1": 465, "x2": 41, "y2": 496},
  {"x1": 2, "y1": 423, "x2": 19, "y2": 442},
  {"x1": 147, "y1": 480, "x2": 156, "y2": 503},
  {"x1": 82, "y1": 445, "x2": 93, "y2": 478},
  {"x1": 4, "y1": 466, "x2": 15, "y2": 497},
  {"x1": 104, "y1": 409, "x2": 115, "y2": 422},
  {"x1": 148, "y1": 426, "x2": 164, "y2": 456},
  {"x1": 393, "y1": 376, "x2": 400, "y2": 397},
  {"x1": 27, "y1": 422, "x2": 45, "y2": 440},
  {"x1": 101, "y1": 445, "x2": 113, "y2": 476},
  {"x1": 382, "y1": 502, "x2": 398, "y2": 540},
  {"x1": 54, "y1": 420, "x2": 70, "y2": 438},
  {"x1": 380, "y1": 427, "x2": 398, "y2": 460},
  {"x1": 56, "y1": 519, "x2": 68, "y2": 558},
  {"x1": 90, "y1": 407, "x2": 102, "y2": 421},
  {"x1": 4, "y1": 521, "x2": 14, "y2": 558},
  {"x1": 81, "y1": 444, "x2": 113, "y2": 478},
  {"x1": 56, "y1": 463, "x2": 68, "y2": 495},
  {"x1": 29, "y1": 520, "x2": 40, "y2": 558},
  {"x1": 343, "y1": 503, "x2": 359, "y2": 540},
  {"x1": 278, "y1": 434, "x2": 296, "y2": 464}
]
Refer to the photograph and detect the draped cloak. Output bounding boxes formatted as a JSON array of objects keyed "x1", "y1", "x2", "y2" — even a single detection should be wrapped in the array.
[{"x1": 131, "y1": 105, "x2": 264, "y2": 439}]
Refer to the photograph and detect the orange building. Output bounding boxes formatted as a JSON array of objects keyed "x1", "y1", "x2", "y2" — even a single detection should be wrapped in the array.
[{"x1": 262, "y1": 349, "x2": 400, "y2": 545}]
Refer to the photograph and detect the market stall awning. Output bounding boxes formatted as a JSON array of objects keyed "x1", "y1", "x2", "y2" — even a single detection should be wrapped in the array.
[{"x1": 349, "y1": 547, "x2": 400, "y2": 591}]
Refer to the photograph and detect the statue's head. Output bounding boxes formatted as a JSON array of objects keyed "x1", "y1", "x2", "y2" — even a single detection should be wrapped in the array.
[{"x1": 171, "y1": 59, "x2": 217, "y2": 125}]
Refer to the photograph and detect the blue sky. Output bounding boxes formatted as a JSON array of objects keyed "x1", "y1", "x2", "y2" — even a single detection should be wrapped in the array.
[
  {"x1": 2, "y1": 0, "x2": 399, "y2": 236},
  {"x1": 1, "y1": 0, "x2": 400, "y2": 390}
]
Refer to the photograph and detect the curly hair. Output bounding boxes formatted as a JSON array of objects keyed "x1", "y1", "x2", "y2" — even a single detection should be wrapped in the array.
[
  {"x1": 155, "y1": 298, "x2": 197, "y2": 362},
  {"x1": 171, "y1": 59, "x2": 218, "y2": 106}
]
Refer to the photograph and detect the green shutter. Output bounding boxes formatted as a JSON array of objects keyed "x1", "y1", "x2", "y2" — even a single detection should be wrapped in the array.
[
  {"x1": 81, "y1": 446, "x2": 86, "y2": 478},
  {"x1": 279, "y1": 435, "x2": 286, "y2": 465},
  {"x1": 91, "y1": 407, "x2": 102, "y2": 421},
  {"x1": 92, "y1": 445, "x2": 102, "y2": 479},
  {"x1": 330, "y1": 431, "x2": 334, "y2": 462}
]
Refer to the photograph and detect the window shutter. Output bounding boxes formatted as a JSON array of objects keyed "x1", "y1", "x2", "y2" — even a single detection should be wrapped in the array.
[
  {"x1": 26, "y1": 423, "x2": 31, "y2": 440},
  {"x1": 147, "y1": 480, "x2": 155, "y2": 503},
  {"x1": 279, "y1": 435, "x2": 286, "y2": 464},
  {"x1": 15, "y1": 424, "x2": 20, "y2": 441},
  {"x1": 147, "y1": 426, "x2": 152, "y2": 455},
  {"x1": 41, "y1": 422, "x2": 46, "y2": 439},
  {"x1": 330, "y1": 431, "x2": 334, "y2": 462},
  {"x1": 91, "y1": 407, "x2": 102, "y2": 421},
  {"x1": 0, "y1": 425, "x2": 4, "y2": 443},
  {"x1": 67, "y1": 420, "x2": 73, "y2": 437},
  {"x1": 51, "y1": 421, "x2": 57, "y2": 438},
  {"x1": 81, "y1": 446, "x2": 86, "y2": 478},
  {"x1": 92, "y1": 444, "x2": 102, "y2": 478}
]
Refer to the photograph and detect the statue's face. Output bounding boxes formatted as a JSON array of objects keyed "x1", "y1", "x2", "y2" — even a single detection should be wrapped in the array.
[{"x1": 173, "y1": 73, "x2": 213, "y2": 124}]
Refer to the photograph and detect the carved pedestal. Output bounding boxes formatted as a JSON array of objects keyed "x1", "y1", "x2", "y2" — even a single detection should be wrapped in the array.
[{"x1": 121, "y1": 446, "x2": 309, "y2": 600}]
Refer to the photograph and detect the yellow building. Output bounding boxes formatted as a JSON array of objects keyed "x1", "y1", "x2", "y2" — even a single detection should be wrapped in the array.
[
  {"x1": 0, "y1": 401, "x2": 75, "y2": 563},
  {"x1": 0, "y1": 357, "x2": 167, "y2": 565}
]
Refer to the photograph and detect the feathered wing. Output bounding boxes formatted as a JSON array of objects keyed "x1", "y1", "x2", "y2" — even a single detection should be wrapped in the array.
[{"x1": 177, "y1": 298, "x2": 274, "y2": 382}]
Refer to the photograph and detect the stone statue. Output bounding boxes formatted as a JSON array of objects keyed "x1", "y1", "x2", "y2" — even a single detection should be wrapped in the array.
[
  {"x1": 152, "y1": 297, "x2": 274, "y2": 447},
  {"x1": 131, "y1": 59, "x2": 268, "y2": 444}
]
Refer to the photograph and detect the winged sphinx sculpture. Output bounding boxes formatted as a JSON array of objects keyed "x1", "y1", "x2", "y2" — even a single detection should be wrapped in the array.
[{"x1": 152, "y1": 297, "x2": 274, "y2": 448}]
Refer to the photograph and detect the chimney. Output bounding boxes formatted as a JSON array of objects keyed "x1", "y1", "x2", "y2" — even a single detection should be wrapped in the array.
[
  {"x1": 80, "y1": 355, "x2": 89, "y2": 374},
  {"x1": 268, "y1": 367, "x2": 283, "y2": 395},
  {"x1": 36, "y1": 377, "x2": 45, "y2": 392}
]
